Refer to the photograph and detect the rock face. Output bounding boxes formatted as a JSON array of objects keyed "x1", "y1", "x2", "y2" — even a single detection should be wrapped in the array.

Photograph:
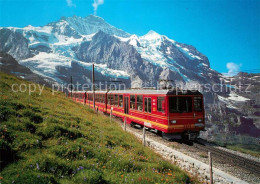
[
  {"x1": 47, "y1": 15, "x2": 131, "y2": 38},
  {"x1": 0, "y1": 28, "x2": 32, "y2": 60},
  {"x1": 0, "y1": 52, "x2": 32, "y2": 74},
  {"x1": 73, "y1": 31, "x2": 162, "y2": 87},
  {"x1": 0, "y1": 52, "x2": 54, "y2": 86}
]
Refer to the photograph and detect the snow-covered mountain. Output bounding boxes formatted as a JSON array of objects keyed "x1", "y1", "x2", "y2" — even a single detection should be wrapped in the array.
[{"x1": 0, "y1": 15, "x2": 220, "y2": 89}]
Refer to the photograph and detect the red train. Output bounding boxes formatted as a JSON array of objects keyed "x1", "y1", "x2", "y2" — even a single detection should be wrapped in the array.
[{"x1": 70, "y1": 89, "x2": 205, "y2": 140}]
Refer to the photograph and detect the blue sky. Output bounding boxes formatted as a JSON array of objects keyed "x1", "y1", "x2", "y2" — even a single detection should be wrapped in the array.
[{"x1": 0, "y1": 0, "x2": 259, "y2": 75}]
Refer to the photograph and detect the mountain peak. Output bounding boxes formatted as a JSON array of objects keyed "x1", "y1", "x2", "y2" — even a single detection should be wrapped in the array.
[
  {"x1": 147, "y1": 30, "x2": 159, "y2": 35},
  {"x1": 142, "y1": 30, "x2": 161, "y2": 40},
  {"x1": 86, "y1": 14, "x2": 104, "y2": 21}
]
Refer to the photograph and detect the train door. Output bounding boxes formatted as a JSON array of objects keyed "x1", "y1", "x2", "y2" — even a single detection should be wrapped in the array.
[
  {"x1": 144, "y1": 97, "x2": 152, "y2": 128},
  {"x1": 193, "y1": 96, "x2": 204, "y2": 126},
  {"x1": 124, "y1": 96, "x2": 129, "y2": 114},
  {"x1": 84, "y1": 92, "x2": 86, "y2": 104}
]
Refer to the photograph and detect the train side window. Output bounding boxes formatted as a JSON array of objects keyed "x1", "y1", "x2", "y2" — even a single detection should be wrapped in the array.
[
  {"x1": 115, "y1": 95, "x2": 118, "y2": 106},
  {"x1": 145, "y1": 98, "x2": 147, "y2": 112},
  {"x1": 157, "y1": 97, "x2": 165, "y2": 113},
  {"x1": 148, "y1": 98, "x2": 151, "y2": 113},
  {"x1": 107, "y1": 94, "x2": 110, "y2": 104},
  {"x1": 194, "y1": 96, "x2": 203, "y2": 112},
  {"x1": 111, "y1": 95, "x2": 114, "y2": 105},
  {"x1": 130, "y1": 95, "x2": 135, "y2": 109},
  {"x1": 137, "y1": 95, "x2": 143, "y2": 111},
  {"x1": 144, "y1": 98, "x2": 152, "y2": 113},
  {"x1": 119, "y1": 95, "x2": 123, "y2": 107}
]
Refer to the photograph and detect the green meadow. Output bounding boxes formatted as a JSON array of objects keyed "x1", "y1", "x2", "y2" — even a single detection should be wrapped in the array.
[{"x1": 0, "y1": 72, "x2": 196, "y2": 183}]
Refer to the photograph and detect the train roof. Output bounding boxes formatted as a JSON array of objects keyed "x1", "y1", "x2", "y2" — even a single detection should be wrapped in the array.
[{"x1": 71, "y1": 89, "x2": 202, "y2": 95}]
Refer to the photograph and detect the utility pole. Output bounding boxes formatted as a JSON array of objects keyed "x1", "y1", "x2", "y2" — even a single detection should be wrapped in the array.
[
  {"x1": 70, "y1": 76, "x2": 73, "y2": 98},
  {"x1": 208, "y1": 152, "x2": 213, "y2": 184},
  {"x1": 92, "y1": 64, "x2": 95, "y2": 109}
]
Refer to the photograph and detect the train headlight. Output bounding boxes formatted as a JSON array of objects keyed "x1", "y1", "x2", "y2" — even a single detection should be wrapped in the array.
[
  {"x1": 171, "y1": 120, "x2": 177, "y2": 124},
  {"x1": 198, "y1": 119, "x2": 203, "y2": 123}
]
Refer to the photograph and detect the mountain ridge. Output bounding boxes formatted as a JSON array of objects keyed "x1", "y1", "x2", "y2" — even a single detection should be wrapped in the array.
[{"x1": 0, "y1": 14, "x2": 220, "y2": 89}]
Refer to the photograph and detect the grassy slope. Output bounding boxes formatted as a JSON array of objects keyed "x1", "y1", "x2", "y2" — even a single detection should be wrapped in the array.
[
  {"x1": 226, "y1": 144, "x2": 260, "y2": 158},
  {"x1": 0, "y1": 72, "x2": 196, "y2": 184}
]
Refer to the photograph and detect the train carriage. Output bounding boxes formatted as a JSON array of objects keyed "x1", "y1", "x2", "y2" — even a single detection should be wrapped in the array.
[{"x1": 69, "y1": 89, "x2": 205, "y2": 140}]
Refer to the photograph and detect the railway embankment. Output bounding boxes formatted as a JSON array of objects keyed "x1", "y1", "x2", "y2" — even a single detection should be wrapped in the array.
[{"x1": 117, "y1": 121, "x2": 260, "y2": 184}]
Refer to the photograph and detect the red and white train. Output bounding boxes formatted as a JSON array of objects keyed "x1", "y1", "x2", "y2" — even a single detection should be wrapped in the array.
[{"x1": 70, "y1": 89, "x2": 205, "y2": 140}]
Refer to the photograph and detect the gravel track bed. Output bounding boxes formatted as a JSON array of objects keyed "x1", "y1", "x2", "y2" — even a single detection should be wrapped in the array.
[{"x1": 111, "y1": 117, "x2": 260, "y2": 184}]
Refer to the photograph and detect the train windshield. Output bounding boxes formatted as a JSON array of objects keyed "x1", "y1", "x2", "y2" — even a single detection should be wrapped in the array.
[{"x1": 169, "y1": 97, "x2": 192, "y2": 113}]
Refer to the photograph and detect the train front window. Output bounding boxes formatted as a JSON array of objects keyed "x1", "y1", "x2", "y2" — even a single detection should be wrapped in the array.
[
  {"x1": 169, "y1": 97, "x2": 192, "y2": 113},
  {"x1": 194, "y1": 96, "x2": 203, "y2": 112}
]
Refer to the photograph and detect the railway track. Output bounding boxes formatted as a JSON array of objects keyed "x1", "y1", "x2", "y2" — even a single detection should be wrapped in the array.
[
  {"x1": 127, "y1": 122, "x2": 260, "y2": 177},
  {"x1": 126, "y1": 122, "x2": 260, "y2": 176},
  {"x1": 101, "y1": 113, "x2": 260, "y2": 180},
  {"x1": 192, "y1": 141, "x2": 260, "y2": 176}
]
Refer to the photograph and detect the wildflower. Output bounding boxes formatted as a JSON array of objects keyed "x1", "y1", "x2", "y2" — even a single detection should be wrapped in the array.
[
  {"x1": 0, "y1": 176, "x2": 3, "y2": 180},
  {"x1": 36, "y1": 163, "x2": 40, "y2": 170},
  {"x1": 168, "y1": 173, "x2": 172, "y2": 176}
]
